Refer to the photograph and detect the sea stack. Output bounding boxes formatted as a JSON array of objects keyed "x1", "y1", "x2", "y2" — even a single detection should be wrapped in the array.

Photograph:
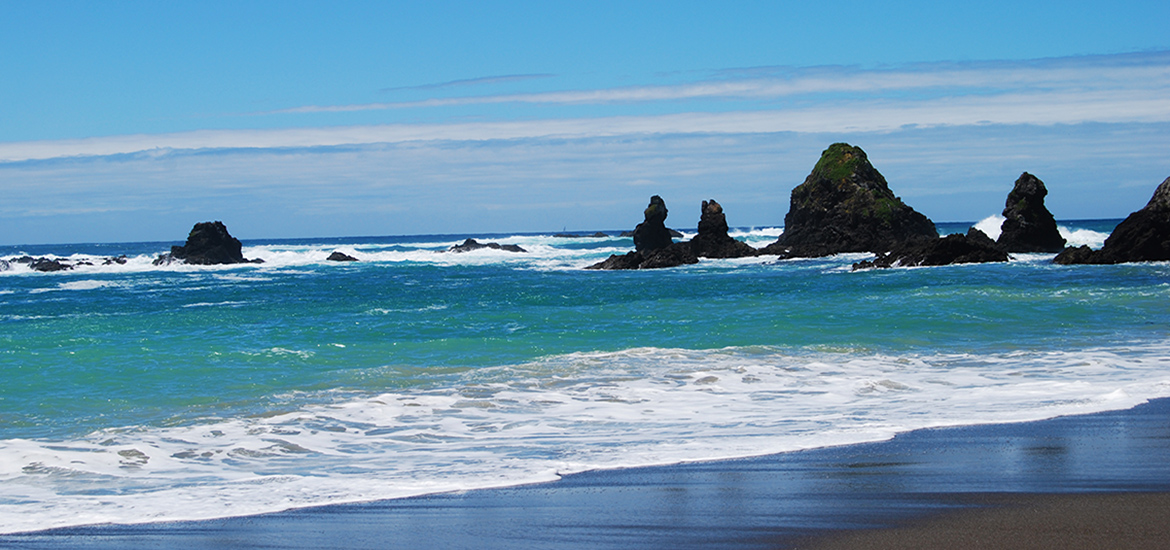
[
  {"x1": 996, "y1": 172, "x2": 1066, "y2": 253},
  {"x1": 632, "y1": 195, "x2": 674, "y2": 253},
  {"x1": 688, "y1": 199, "x2": 757, "y2": 258},
  {"x1": 1054, "y1": 176, "x2": 1170, "y2": 264},
  {"x1": 587, "y1": 196, "x2": 697, "y2": 270},
  {"x1": 154, "y1": 221, "x2": 259, "y2": 265},
  {"x1": 760, "y1": 143, "x2": 937, "y2": 257}
]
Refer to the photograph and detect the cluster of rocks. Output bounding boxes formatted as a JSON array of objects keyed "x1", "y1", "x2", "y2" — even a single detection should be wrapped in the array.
[
  {"x1": 3, "y1": 255, "x2": 127, "y2": 272},
  {"x1": 588, "y1": 195, "x2": 758, "y2": 270},
  {"x1": 447, "y1": 239, "x2": 527, "y2": 253},
  {"x1": 591, "y1": 141, "x2": 1170, "y2": 272},
  {"x1": 15, "y1": 144, "x2": 1170, "y2": 274},
  {"x1": 554, "y1": 232, "x2": 610, "y2": 238},
  {"x1": 154, "y1": 221, "x2": 263, "y2": 266}
]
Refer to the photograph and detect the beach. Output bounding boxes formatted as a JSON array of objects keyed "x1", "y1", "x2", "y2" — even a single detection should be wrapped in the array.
[{"x1": 5, "y1": 397, "x2": 1168, "y2": 549}]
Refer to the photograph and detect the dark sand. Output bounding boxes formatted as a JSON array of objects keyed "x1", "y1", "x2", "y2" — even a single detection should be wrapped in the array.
[{"x1": 4, "y1": 398, "x2": 1169, "y2": 549}]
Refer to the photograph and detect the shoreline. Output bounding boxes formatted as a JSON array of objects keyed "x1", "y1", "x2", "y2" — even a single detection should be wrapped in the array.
[{"x1": 4, "y1": 397, "x2": 1169, "y2": 549}]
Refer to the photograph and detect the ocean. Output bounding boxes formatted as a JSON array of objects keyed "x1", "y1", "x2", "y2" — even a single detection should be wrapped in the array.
[{"x1": 2, "y1": 218, "x2": 1169, "y2": 534}]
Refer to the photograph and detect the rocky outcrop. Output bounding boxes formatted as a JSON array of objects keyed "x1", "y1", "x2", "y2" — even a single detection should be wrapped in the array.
[
  {"x1": 632, "y1": 195, "x2": 674, "y2": 253},
  {"x1": 29, "y1": 258, "x2": 73, "y2": 272},
  {"x1": 447, "y1": 239, "x2": 526, "y2": 253},
  {"x1": 688, "y1": 199, "x2": 758, "y2": 259},
  {"x1": 327, "y1": 251, "x2": 359, "y2": 262},
  {"x1": 586, "y1": 242, "x2": 698, "y2": 270},
  {"x1": 760, "y1": 143, "x2": 937, "y2": 257},
  {"x1": 154, "y1": 221, "x2": 260, "y2": 265},
  {"x1": 589, "y1": 196, "x2": 698, "y2": 269},
  {"x1": 1054, "y1": 176, "x2": 1170, "y2": 264},
  {"x1": 554, "y1": 232, "x2": 610, "y2": 238},
  {"x1": 997, "y1": 172, "x2": 1065, "y2": 252},
  {"x1": 9, "y1": 256, "x2": 74, "y2": 272},
  {"x1": 854, "y1": 228, "x2": 1008, "y2": 269}
]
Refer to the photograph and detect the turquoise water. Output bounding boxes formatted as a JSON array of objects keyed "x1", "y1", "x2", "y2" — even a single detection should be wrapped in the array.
[{"x1": 2, "y1": 219, "x2": 1170, "y2": 532}]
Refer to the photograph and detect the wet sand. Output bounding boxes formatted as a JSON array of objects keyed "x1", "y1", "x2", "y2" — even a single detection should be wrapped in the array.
[
  {"x1": 800, "y1": 492, "x2": 1170, "y2": 549},
  {"x1": 4, "y1": 398, "x2": 1169, "y2": 549}
]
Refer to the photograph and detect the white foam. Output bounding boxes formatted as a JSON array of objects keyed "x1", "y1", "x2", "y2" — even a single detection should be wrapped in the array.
[
  {"x1": 1060, "y1": 226, "x2": 1111, "y2": 249},
  {"x1": 2, "y1": 342, "x2": 1169, "y2": 534},
  {"x1": 974, "y1": 215, "x2": 1005, "y2": 240}
]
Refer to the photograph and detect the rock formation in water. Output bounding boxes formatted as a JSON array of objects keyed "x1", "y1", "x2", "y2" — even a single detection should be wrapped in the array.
[
  {"x1": 447, "y1": 238, "x2": 527, "y2": 253},
  {"x1": 854, "y1": 228, "x2": 1009, "y2": 269},
  {"x1": 1054, "y1": 176, "x2": 1170, "y2": 264},
  {"x1": 153, "y1": 221, "x2": 260, "y2": 265},
  {"x1": 326, "y1": 251, "x2": 359, "y2": 262},
  {"x1": 632, "y1": 195, "x2": 674, "y2": 253},
  {"x1": 996, "y1": 172, "x2": 1066, "y2": 253},
  {"x1": 688, "y1": 199, "x2": 757, "y2": 259},
  {"x1": 588, "y1": 195, "x2": 698, "y2": 269},
  {"x1": 760, "y1": 143, "x2": 938, "y2": 257}
]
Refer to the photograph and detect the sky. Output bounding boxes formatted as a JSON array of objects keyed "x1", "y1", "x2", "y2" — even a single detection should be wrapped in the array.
[{"x1": 2, "y1": 1, "x2": 1169, "y2": 245}]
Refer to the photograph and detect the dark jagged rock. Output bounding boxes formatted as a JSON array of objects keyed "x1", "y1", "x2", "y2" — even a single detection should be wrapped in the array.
[
  {"x1": 29, "y1": 258, "x2": 73, "y2": 272},
  {"x1": 1052, "y1": 245, "x2": 1096, "y2": 265},
  {"x1": 855, "y1": 230, "x2": 1008, "y2": 270},
  {"x1": 687, "y1": 199, "x2": 757, "y2": 258},
  {"x1": 632, "y1": 195, "x2": 675, "y2": 253},
  {"x1": 447, "y1": 238, "x2": 526, "y2": 253},
  {"x1": 103, "y1": 255, "x2": 128, "y2": 265},
  {"x1": 554, "y1": 232, "x2": 610, "y2": 238},
  {"x1": 1054, "y1": 176, "x2": 1170, "y2": 265},
  {"x1": 761, "y1": 143, "x2": 937, "y2": 257},
  {"x1": 589, "y1": 196, "x2": 699, "y2": 270},
  {"x1": 326, "y1": 251, "x2": 359, "y2": 262},
  {"x1": 586, "y1": 242, "x2": 698, "y2": 270},
  {"x1": 154, "y1": 221, "x2": 259, "y2": 265},
  {"x1": 964, "y1": 226, "x2": 1002, "y2": 250},
  {"x1": 997, "y1": 172, "x2": 1066, "y2": 252},
  {"x1": 0, "y1": 259, "x2": 8, "y2": 271}
]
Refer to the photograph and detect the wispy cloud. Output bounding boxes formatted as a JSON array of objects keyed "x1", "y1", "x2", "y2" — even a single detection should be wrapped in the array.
[
  {"x1": 378, "y1": 73, "x2": 555, "y2": 93},
  {"x1": 6, "y1": 88, "x2": 1169, "y2": 162},
  {"x1": 266, "y1": 52, "x2": 1170, "y2": 114}
]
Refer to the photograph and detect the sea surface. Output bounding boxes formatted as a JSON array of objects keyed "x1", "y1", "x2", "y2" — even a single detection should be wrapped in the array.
[{"x1": 2, "y1": 218, "x2": 1169, "y2": 534}]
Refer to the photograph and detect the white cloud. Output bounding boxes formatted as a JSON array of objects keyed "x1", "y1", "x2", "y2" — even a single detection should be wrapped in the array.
[
  {"x1": 3, "y1": 84, "x2": 1168, "y2": 163},
  {"x1": 269, "y1": 53, "x2": 1170, "y2": 112}
]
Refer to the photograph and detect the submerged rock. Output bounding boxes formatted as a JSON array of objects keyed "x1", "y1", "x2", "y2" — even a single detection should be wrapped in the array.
[
  {"x1": 997, "y1": 172, "x2": 1066, "y2": 253},
  {"x1": 760, "y1": 143, "x2": 937, "y2": 257},
  {"x1": 154, "y1": 221, "x2": 260, "y2": 265},
  {"x1": 855, "y1": 229, "x2": 1008, "y2": 269},
  {"x1": 29, "y1": 258, "x2": 73, "y2": 272},
  {"x1": 326, "y1": 251, "x2": 359, "y2": 262},
  {"x1": 1054, "y1": 176, "x2": 1170, "y2": 264},
  {"x1": 554, "y1": 232, "x2": 610, "y2": 238},
  {"x1": 447, "y1": 239, "x2": 526, "y2": 253},
  {"x1": 688, "y1": 199, "x2": 757, "y2": 259}
]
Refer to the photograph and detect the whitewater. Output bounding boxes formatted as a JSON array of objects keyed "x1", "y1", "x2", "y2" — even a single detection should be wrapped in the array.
[{"x1": 3, "y1": 220, "x2": 1170, "y2": 534}]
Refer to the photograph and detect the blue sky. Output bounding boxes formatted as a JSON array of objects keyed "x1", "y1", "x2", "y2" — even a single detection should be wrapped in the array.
[{"x1": 2, "y1": 1, "x2": 1169, "y2": 245}]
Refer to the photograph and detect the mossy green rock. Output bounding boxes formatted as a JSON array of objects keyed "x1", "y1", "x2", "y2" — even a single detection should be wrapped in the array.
[{"x1": 762, "y1": 143, "x2": 937, "y2": 257}]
